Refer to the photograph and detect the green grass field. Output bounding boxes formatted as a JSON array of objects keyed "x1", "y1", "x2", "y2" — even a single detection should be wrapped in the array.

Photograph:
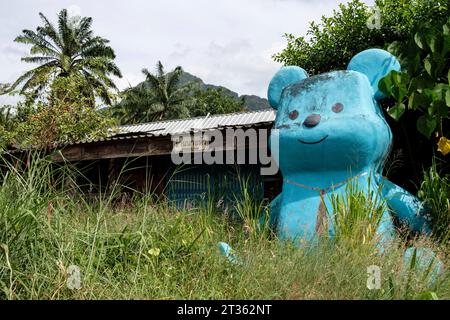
[{"x1": 0, "y1": 155, "x2": 449, "y2": 300}]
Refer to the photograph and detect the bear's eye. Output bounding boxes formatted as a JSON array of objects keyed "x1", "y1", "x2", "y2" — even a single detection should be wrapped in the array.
[
  {"x1": 288, "y1": 110, "x2": 299, "y2": 120},
  {"x1": 332, "y1": 103, "x2": 344, "y2": 113}
]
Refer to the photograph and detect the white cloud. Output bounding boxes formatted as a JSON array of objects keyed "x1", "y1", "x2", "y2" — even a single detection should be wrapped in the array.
[
  {"x1": 0, "y1": 0, "x2": 376, "y2": 101},
  {"x1": 2, "y1": 45, "x2": 28, "y2": 63},
  {"x1": 67, "y1": 4, "x2": 81, "y2": 18},
  {"x1": 114, "y1": 72, "x2": 144, "y2": 91}
]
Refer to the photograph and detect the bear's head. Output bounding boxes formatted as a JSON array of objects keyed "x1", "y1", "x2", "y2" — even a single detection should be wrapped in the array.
[{"x1": 268, "y1": 49, "x2": 400, "y2": 175}]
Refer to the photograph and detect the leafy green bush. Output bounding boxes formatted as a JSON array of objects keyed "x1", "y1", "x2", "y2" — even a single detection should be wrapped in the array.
[
  {"x1": 1, "y1": 76, "x2": 115, "y2": 149},
  {"x1": 273, "y1": 0, "x2": 448, "y2": 75},
  {"x1": 379, "y1": 17, "x2": 450, "y2": 141}
]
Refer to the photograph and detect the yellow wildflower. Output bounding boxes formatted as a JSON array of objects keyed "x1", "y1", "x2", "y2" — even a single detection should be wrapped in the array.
[
  {"x1": 148, "y1": 248, "x2": 161, "y2": 257},
  {"x1": 437, "y1": 137, "x2": 450, "y2": 156}
]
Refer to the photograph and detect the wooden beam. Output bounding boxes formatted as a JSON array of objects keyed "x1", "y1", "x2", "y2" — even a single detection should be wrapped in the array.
[
  {"x1": 52, "y1": 126, "x2": 272, "y2": 162},
  {"x1": 52, "y1": 137, "x2": 173, "y2": 162}
]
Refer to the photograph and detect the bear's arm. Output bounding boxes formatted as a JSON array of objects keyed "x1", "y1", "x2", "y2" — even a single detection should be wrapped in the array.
[{"x1": 377, "y1": 175, "x2": 431, "y2": 235}]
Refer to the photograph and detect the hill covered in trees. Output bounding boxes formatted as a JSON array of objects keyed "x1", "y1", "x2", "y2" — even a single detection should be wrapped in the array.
[
  {"x1": 112, "y1": 66, "x2": 271, "y2": 125},
  {"x1": 169, "y1": 71, "x2": 271, "y2": 111}
]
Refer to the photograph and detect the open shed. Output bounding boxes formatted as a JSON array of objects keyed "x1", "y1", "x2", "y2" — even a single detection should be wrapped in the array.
[{"x1": 51, "y1": 109, "x2": 282, "y2": 207}]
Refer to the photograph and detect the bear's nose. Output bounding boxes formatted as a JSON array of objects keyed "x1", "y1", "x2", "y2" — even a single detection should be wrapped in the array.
[{"x1": 303, "y1": 114, "x2": 321, "y2": 128}]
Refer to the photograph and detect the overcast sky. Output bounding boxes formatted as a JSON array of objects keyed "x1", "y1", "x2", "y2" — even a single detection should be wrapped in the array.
[{"x1": 0, "y1": 0, "x2": 375, "y2": 105}]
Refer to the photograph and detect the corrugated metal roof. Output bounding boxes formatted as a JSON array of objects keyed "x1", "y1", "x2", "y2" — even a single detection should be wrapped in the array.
[
  {"x1": 118, "y1": 109, "x2": 276, "y2": 136},
  {"x1": 68, "y1": 109, "x2": 276, "y2": 145}
]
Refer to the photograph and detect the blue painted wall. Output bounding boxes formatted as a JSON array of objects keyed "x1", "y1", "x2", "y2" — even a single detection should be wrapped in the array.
[{"x1": 166, "y1": 164, "x2": 264, "y2": 212}]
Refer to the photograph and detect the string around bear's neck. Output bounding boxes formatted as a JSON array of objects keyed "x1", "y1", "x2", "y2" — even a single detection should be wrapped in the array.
[
  {"x1": 285, "y1": 171, "x2": 369, "y2": 235},
  {"x1": 285, "y1": 171, "x2": 369, "y2": 195}
]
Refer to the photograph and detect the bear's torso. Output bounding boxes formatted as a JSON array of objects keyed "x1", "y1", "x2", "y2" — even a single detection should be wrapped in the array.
[{"x1": 271, "y1": 172, "x2": 395, "y2": 243}]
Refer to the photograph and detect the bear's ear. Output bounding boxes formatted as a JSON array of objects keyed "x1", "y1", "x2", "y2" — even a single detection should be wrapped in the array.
[
  {"x1": 347, "y1": 48, "x2": 401, "y2": 100},
  {"x1": 268, "y1": 66, "x2": 308, "y2": 109}
]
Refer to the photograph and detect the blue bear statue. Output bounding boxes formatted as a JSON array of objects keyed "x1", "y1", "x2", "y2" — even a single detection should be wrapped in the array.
[
  {"x1": 219, "y1": 49, "x2": 443, "y2": 279},
  {"x1": 266, "y1": 48, "x2": 431, "y2": 244}
]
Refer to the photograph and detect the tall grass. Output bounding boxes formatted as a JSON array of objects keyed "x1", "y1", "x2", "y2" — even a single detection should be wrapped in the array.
[
  {"x1": 329, "y1": 179, "x2": 385, "y2": 248},
  {"x1": 418, "y1": 162, "x2": 450, "y2": 243},
  {"x1": 233, "y1": 174, "x2": 269, "y2": 239},
  {"x1": 0, "y1": 153, "x2": 448, "y2": 300}
]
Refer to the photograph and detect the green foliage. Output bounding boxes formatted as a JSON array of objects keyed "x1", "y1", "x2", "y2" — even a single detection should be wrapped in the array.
[
  {"x1": 274, "y1": 0, "x2": 371, "y2": 75},
  {"x1": 402, "y1": 247, "x2": 442, "y2": 299},
  {"x1": 0, "y1": 128, "x2": 14, "y2": 150},
  {"x1": 328, "y1": 179, "x2": 386, "y2": 248},
  {"x1": 187, "y1": 87, "x2": 245, "y2": 118},
  {"x1": 0, "y1": 106, "x2": 17, "y2": 148},
  {"x1": 113, "y1": 62, "x2": 191, "y2": 124},
  {"x1": 378, "y1": 70, "x2": 410, "y2": 120},
  {"x1": 3, "y1": 9, "x2": 121, "y2": 106},
  {"x1": 141, "y1": 61, "x2": 191, "y2": 121},
  {"x1": 233, "y1": 174, "x2": 269, "y2": 239},
  {"x1": 416, "y1": 291, "x2": 439, "y2": 300},
  {"x1": 379, "y1": 16, "x2": 450, "y2": 139},
  {"x1": 0, "y1": 9, "x2": 121, "y2": 148},
  {"x1": 0, "y1": 102, "x2": 44, "y2": 148},
  {"x1": 418, "y1": 162, "x2": 450, "y2": 243},
  {"x1": 0, "y1": 153, "x2": 448, "y2": 299},
  {"x1": 113, "y1": 66, "x2": 246, "y2": 124},
  {"x1": 2, "y1": 76, "x2": 114, "y2": 149},
  {"x1": 273, "y1": 0, "x2": 449, "y2": 75},
  {"x1": 0, "y1": 106, "x2": 16, "y2": 132},
  {"x1": 112, "y1": 84, "x2": 156, "y2": 124},
  {"x1": 0, "y1": 84, "x2": 9, "y2": 95}
]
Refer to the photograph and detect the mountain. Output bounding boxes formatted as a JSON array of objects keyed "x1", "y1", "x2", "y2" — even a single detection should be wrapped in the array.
[
  {"x1": 178, "y1": 72, "x2": 270, "y2": 111},
  {"x1": 240, "y1": 94, "x2": 271, "y2": 111}
]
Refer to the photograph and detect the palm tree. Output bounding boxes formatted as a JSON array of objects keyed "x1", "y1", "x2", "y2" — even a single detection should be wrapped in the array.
[
  {"x1": 5, "y1": 9, "x2": 121, "y2": 106},
  {"x1": 112, "y1": 83, "x2": 156, "y2": 124},
  {"x1": 114, "y1": 61, "x2": 190, "y2": 124},
  {"x1": 141, "y1": 61, "x2": 190, "y2": 121}
]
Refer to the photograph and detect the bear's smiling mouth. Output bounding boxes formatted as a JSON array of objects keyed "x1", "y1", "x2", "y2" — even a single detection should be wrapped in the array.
[{"x1": 297, "y1": 135, "x2": 329, "y2": 145}]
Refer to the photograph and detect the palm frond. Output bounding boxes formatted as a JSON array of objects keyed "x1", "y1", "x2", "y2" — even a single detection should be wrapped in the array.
[
  {"x1": 15, "y1": 29, "x2": 58, "y2": 54},
  {"x1": 37, "y1": 12, "x2": 62, "y2": 49},
  {"x1": 8, "y1": 62, "x2": 56, "y2": 92},
  {"x1": 20, "y1": 69, "x2": 53, "y2": 94},
  {"x1": 142, "y1": 68, "x2": 161, "y2": 90},
  {"x1": 166, "y1": 66, "x2": 183, "y2": 94},
  {"x1": 82, "y1": 70, "x2": 112, "y2": 105},
  {"x1": 156, "y1": 61, "x2": 164, "y2": 78},
  {"x1": 21, "y1": 56, "x2": 57, "y2": 64},
  {"x1": 29, "y1": 45, "x2": 59, "y2": 57},
  {"x1": 57, "y1": 9, "x2": 69, "y2": 44},
  {"x1": 74, "y1": 16, "x2": 93, "y2": 41}
]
